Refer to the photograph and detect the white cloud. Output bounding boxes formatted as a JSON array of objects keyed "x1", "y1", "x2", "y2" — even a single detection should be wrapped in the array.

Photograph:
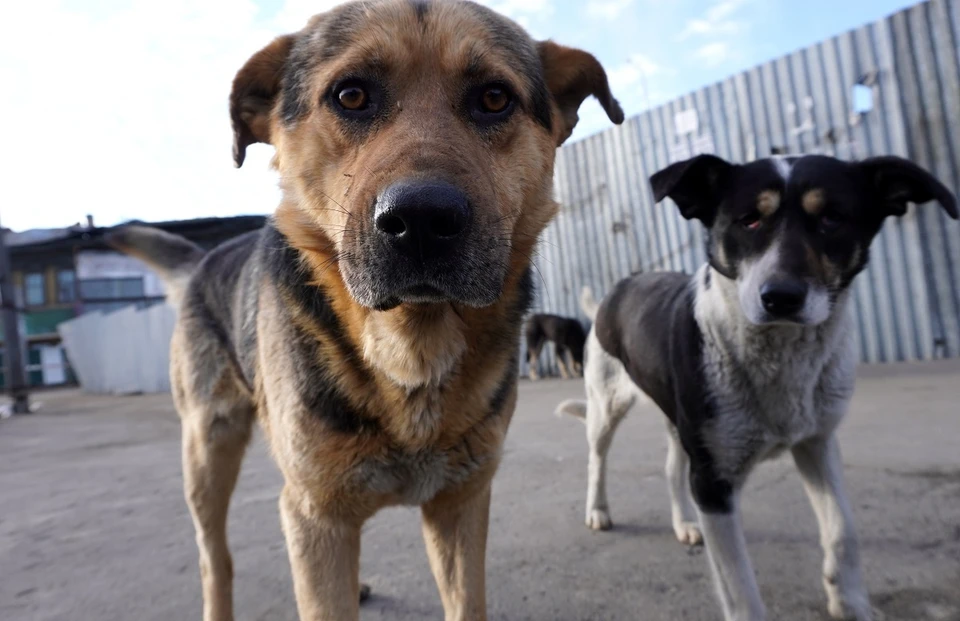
[
  {"x1": 607, "y1": 53, "x2": 667, "y2": 92},
  {"x1": 693, "y1": 42, "x2": 732, "y2": 67},
  {"x1": 678, "y1": 18, "x2": 743, "y2": 40},
  {"x1": 474, "y1": 0, "x2": 554, "y2": 35},
  {"x1": 585, "y1": 0, "x2": 635, "y2": 20},
  {"x1": 677, "y1": 0, "x2": 747, "y2": 41},
  {"x1": 0, "y1": 0, "x2": 285, "y2": 232},
  {"x1": 271, "y1": 0, "x2": 347, "y2": 32}
]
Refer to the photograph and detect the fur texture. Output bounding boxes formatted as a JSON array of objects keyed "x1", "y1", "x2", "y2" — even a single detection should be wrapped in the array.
[
  {"x1": 563, "y1": 153, "x2": 956, "y2": 621},
  {"x1": 110, "y1": 2, "x2": 624, "y2": 620}
]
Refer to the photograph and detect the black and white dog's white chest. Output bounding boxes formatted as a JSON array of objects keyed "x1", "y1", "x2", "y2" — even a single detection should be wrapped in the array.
[{"x1": 694, "y1": 267, "x2": 857, "y2": 480}]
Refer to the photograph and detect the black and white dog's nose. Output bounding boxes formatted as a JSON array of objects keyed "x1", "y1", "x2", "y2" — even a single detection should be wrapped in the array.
[
  {"x1": 760, "y1": 280, "x2": 808, "y2": 317},
  {"x1": 374, "y1": 180, "x2": 471, "y2": 261}
]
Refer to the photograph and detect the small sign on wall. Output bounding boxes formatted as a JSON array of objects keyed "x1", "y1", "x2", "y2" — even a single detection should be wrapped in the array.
[{"x1": 674, "y1": 109, "x2": 699, "y2": 136}]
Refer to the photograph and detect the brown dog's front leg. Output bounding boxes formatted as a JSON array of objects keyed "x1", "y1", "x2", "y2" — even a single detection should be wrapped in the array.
[
  {"x1": 421, "y1": 484, "x2": 491, "y2": 621},
  {"x1": 280, "y1": 486, "x2": 362, "y2": 621}
]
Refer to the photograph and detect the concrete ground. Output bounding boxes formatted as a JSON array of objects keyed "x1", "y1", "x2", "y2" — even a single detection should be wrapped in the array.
[{"x1": 1, "y1": 361, "x2": 959, "y2": 621}]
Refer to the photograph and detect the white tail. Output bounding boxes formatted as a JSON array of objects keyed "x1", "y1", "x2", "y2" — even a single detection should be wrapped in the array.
[
  {"x1": 580, "y1": 286, "x2": 600, "y2": 321},
  {"x1": 555, "y1": 399, "x2": 587, "y2": 422}
]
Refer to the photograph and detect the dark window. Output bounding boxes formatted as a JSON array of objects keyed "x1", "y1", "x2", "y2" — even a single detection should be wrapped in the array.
[
  {"x1": 24, "y1": 273, "x2": 45, "y2": 307},
  {"x1": 57, "y1": 270, "x2": 76, "y2": 303},
  {"x1": 79, "y1": 277, "x2": 145, "y2": 301}
]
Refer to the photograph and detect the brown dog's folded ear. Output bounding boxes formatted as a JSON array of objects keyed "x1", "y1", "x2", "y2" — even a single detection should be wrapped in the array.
[
  {"x1": 230, "y1": 34, "x2": 296, "y2": 168},
  {"x1": 538, "y1": 41, "x2": 624, "y2": 146},
  {"x1": 858, "y1": 156, "x2": 958, "y2": 220},
  {"x1": 650, "y1": 154, "x2": 734, "y2": 225}
]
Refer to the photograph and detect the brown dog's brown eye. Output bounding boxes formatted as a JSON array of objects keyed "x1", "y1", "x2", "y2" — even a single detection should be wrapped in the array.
[
  {"x1": 481, "y1": 87, "x2": 510, "y2": 113},
  {"x1": 470, "y1": 83, "x2": 515, "y2": 126},
  {"x1": 338, "y1": 86, "x2": 368, "y2": 111}
]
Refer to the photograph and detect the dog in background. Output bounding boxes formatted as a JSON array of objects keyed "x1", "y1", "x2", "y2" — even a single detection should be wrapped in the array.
[
  {"x1": 558, "y1": 153, "x2": 957, "y2": 621},
  {"x1": 525, "y1": 313, "x2": 586, "y2": 380},
  {"x1": 108, "y1": 2, "x2": 623, "y2": 620}
]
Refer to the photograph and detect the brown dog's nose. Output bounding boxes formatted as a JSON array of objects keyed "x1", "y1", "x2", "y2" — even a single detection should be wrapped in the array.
[{"x1": 375, "y1": 181, "x2": 471, "y2": 260}]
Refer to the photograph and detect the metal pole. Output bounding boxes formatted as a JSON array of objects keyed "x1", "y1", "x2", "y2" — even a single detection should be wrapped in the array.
[{"x1": 0, "y1": 228, "x2": 30, "y2": 414}]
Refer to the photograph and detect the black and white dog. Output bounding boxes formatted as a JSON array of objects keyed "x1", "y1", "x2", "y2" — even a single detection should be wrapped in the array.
[
  {"x1": 525, "y1": 313, "x2": 587, "y2": 380},
  {"x1": 558, "y1": 153, "x2": 957, "y2": 621}
]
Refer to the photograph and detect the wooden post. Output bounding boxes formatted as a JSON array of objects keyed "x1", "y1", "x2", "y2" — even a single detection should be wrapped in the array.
[{"x1": 0, "y1": 229, "x2": 30, "y2": 414}]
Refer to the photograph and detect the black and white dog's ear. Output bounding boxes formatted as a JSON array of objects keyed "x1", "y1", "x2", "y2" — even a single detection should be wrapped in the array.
[
  {"x1": 649, "y1": 154, "x2": 733, "y2": 225},
  {"x1": 858, "y1": 156, "x2": 958, "y2": 220}
]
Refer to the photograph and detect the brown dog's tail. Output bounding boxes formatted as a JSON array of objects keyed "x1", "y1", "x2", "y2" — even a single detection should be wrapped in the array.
[
  {"x1": 555, "y1": 399, "x2": 587, "y2": 422},
  {"x1": 106, "y1": 225, "x2": 205, "y2": 307},
  {"x1": 580, "y1": 286, "x2": 600, "y2": 322}
]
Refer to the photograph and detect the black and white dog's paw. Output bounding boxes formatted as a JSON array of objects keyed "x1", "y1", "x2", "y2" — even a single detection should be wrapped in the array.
[
  {"x1": 827, "y1": 592, "x2": 880, "y2": 621},
  {"x1": 672, "y1": 520, "x2": 703, "y2": 546},
  {"x1": 585, "y1": 508, "x2": 612, "y2": 531}
]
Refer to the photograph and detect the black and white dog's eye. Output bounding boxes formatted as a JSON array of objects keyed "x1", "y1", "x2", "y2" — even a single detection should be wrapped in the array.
[{"x1": 738, "y1": 211, "x2": 762, "y2": 230}]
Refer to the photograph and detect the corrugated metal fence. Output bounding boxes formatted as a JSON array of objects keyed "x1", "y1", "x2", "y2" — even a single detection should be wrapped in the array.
[
  {"x1": 525, "y1": 0, "x2": 960, "y2": 375},
  {"x1": 59, "y1": 303, "x2": 175, "y2": 394}
]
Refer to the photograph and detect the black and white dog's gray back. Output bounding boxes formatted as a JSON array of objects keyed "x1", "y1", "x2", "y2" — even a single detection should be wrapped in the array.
[{"x1": 559, "y1": 154, "x2": 957, "y2": 621}]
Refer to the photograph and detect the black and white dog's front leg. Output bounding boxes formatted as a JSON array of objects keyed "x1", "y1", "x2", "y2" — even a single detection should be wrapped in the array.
[
  {"x1": 792, "y1": 435, "x2": 873, "y2": 621},
  {"x1": 698, "y1": 500, "x2": 766, "y2": 620},
  {"x1": 691, "y1": 468, "x2": 766, "y2": 620}
]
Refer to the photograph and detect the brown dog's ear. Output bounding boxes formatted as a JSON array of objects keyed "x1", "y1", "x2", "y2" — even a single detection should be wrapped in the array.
[
  {"x1": 649, "y1": 154, "x2": 734, "y2": 225},
  {"x1": 230, "y1": 34, "x2": 296, "y2": 168},
  {"x1": 858, "y1": 156, "x2": 958, "y2": 220},
  {"x1": 537, "y1": 41, "x2": 624, "y2": 146}
]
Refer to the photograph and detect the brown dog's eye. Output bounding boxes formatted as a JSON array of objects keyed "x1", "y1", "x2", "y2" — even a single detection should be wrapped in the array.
[
  {"x1": 481, "y1": 87, "x2": 510, "y2": 113},
  {"x1": 469, "y1": 83, "x2": 515, "y2": 127},
  {"x1": 337, "y1": 86, "x2": 368, "y2": 111}
]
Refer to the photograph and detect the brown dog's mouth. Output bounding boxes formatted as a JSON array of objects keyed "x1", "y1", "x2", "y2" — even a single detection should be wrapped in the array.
[
  {"x1": 403, "y1": 284, "x2": 447, "y2": 300},
  {"x1": 341, "y1": 239, "x2": 508, "y2": 311}
]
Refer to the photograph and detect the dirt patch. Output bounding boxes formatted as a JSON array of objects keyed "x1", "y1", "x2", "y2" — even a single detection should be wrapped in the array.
[{"x1": 874, "y1": 585, "x2": 960, "y2": 621}]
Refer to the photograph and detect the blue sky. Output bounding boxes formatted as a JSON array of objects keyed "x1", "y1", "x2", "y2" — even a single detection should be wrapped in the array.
[{"x1": 0, "y1": 0, "x2": 919, "y2": 231}]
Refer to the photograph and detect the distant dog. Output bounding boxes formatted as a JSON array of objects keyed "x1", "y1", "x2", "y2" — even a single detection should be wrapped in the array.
[
  {"x1": 558, "y1": 153, "x2": 957, "y2": 621},
  {"x1": 525, "y1": 313, "x2": 586, "y2": 379},
  {"x1": 107, "y1": 2, "x2": 623, "y2": 620}
]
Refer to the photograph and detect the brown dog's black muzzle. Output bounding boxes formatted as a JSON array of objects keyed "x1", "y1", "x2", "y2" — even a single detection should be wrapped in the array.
[{"x1": 375, "y1": 180, "x2": 472, "y2": 262}]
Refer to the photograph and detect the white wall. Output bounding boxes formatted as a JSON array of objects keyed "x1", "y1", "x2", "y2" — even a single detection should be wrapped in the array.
[
  {"x1": 75, "y1": 251, "x2": 166, "y2": 297},
  {"x1": 59, "y1": 303, "x2": 175, "y2": 394}
]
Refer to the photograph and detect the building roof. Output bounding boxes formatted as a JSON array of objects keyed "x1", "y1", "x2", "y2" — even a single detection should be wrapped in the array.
[
  {"x1": 4, "y1": 226, "x2": 87, "y2": 248},
  {"x1": 8, "y1": 215, "x2": 268, "y2": 257}
]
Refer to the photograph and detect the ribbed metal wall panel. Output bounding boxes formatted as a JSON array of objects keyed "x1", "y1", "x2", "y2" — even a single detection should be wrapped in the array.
[{"x1": 523, "y1": 0, "x2": 960, "y2": 376}]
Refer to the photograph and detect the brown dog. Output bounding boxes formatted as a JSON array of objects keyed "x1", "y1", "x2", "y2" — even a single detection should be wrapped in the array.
[{"x1": 108, "y1": 1, "x2": 623, "y2": 620}]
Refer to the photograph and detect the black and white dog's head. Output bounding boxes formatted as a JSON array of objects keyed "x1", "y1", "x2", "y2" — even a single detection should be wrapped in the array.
[{"x1": 651, "y1": 154, "x2": 958, "y2": 326}]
